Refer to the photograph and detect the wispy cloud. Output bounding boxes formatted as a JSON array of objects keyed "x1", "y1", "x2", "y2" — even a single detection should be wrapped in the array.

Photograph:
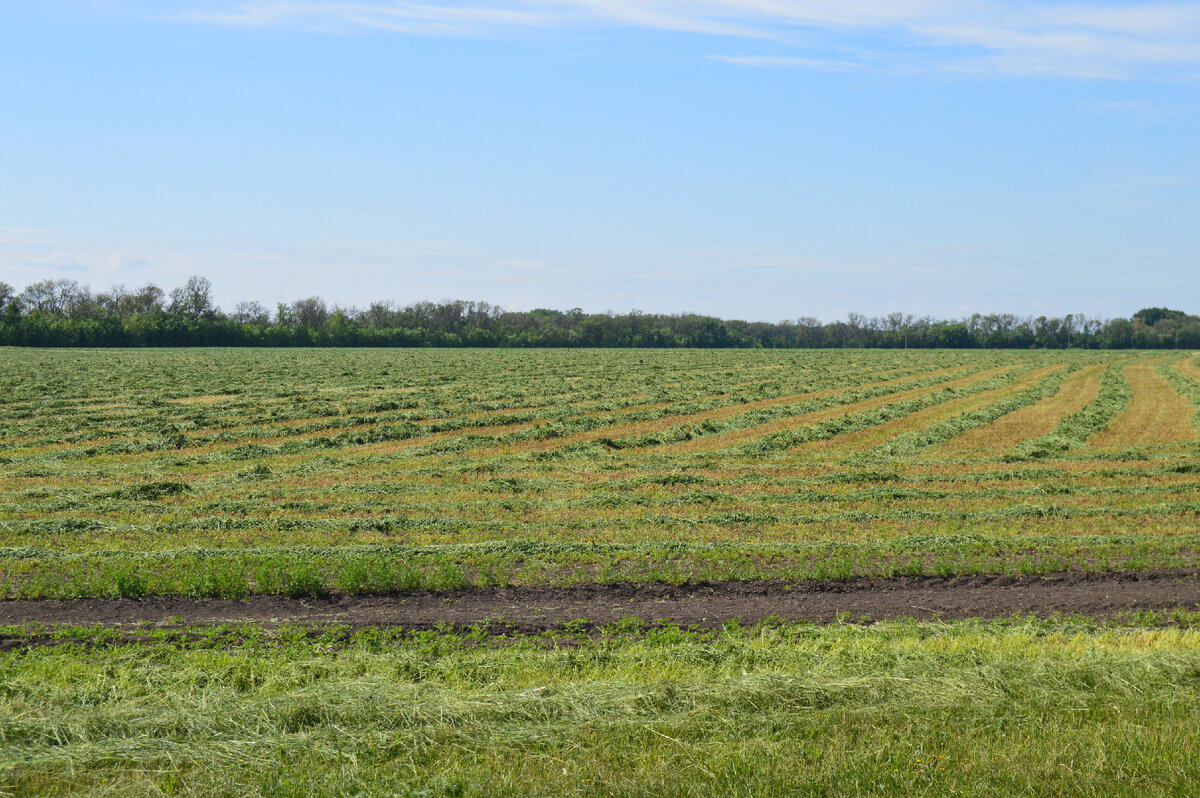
[{"x1": 174, "y1": 0, "x2": 1200, "y2": 78}]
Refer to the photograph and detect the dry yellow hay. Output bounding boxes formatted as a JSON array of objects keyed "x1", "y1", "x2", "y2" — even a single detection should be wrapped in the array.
[
  {"x1": 789, "y1": 363, "x2": 1064, "y2": 456},
  {"x1": 938, "y1": 363, "x2": 1105, "y2": 452},
  {"x1": 654, "y1": 365, "x2": 1009, "y2": 455},
  {"x1": 1089, "y1": 358, "x2": 1198, "y2": 447},
  {"x1": 1175, "y1": 355, "x2": 1200, "y2": 383},
  {"x1": 467, "y1": 365, "x2": 981, "y2": 457}
]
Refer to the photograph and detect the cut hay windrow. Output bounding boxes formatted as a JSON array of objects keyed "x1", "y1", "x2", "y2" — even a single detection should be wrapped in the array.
[
  {"x1": 654, "y1": 365, "x2": 1005, "y2": 454},
  {"x1": 1009, "y1": 361, "x2": 1134, "y2": 460},
  {"x1": 1158, "y1": 355, "x2": 1200, "y2": 433},
  {"x1": 738, "y1": 364, "x2": 1040, "y2": 455},
  {"x1": 1089, "y1": 359, "x2": 1198, "y2": 448},
  {"x1": 554, "y1": 365, "x2": 994, "y2": 454},
  {"x1": 937, "y1": 363, "x2": 1106, "y2": 453},
  {"x1": 466, "y1": 362, "x2": 984, "y2": 457},
  {"x1": 852, "y1": 363, "x2": 1076, "y2": 460}
]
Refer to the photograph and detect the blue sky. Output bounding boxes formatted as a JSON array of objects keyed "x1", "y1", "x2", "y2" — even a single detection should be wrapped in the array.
[{"x1": 2, "y1": 1, "x2": 1198, "y2": 321}]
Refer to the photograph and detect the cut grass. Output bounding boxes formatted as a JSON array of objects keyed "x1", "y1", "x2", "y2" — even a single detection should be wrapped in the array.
[
  {"x1": 652, "y1": 364, "x2": 979, "y2": 454},
  {"x1": 861, "y1": 363, "x2": 1074, "y2": 459},
  {"x1": 940, "y1": 362, "x2": 1106, "y2": 452},
  {"x1": 2, "y1": 349, "x2": 1198, "y2": 592},
  {"x1": 1161, "y1": 355, "x2": 1200, "y2": 433},
  {"x1": 4, "y1": 618, "x2": 1200, "y2": 797},
  {"x1": 1010, "y1": 361, "x2": 1134, "y2": 460},
  {"x1": 1090, "y1": 358, "x2": 1198, "y2": 447},
  {"x1": 6, "y1": 349, "x2": 1200, "y2": 795},
  {"x1": 3, "y1": 534, "x2": 1198, "y2": 599}
]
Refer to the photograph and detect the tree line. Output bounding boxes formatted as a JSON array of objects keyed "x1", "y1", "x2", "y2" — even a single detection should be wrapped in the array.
[{"x1": 1, "y1": 276, "x2": 1197, "y2": 349}]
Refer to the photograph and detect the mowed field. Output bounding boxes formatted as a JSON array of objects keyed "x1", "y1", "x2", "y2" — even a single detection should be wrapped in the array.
[
  {"x1": 4, "y1": 348, "x2": 1200, "y2": 797},
  {"x1": 4, "y1": 348, "x2": 1200, "y2": 591}
]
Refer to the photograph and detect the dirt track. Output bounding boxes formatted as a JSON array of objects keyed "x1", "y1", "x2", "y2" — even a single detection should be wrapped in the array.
[{"x1": 2, "y1": 571, "x2": 1199, "y2": 633}]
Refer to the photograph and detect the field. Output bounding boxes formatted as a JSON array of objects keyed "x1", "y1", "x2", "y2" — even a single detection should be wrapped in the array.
[{"x1": 4, "y1": 348, "x2": 1200, "y2": 796}]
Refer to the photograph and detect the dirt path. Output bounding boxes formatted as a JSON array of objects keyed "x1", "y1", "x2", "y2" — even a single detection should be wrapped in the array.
[{"x1": 3, "y1": 571, "x2": 1197, "y2": 633}]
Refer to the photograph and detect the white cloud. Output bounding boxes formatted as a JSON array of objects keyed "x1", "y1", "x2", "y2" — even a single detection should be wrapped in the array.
[{"x1": 174, "y1": 0, "x2": 1200, "y2": 78}]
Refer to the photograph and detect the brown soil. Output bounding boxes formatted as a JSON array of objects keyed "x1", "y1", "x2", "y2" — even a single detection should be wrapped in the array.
[{"x1": 2, "y1": 571, "x2": 1198, "y2": 634}]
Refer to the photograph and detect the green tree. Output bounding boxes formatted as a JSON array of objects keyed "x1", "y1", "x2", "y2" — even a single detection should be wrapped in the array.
[{"x1": 168, "y1": 276, "x2": 218, "y2": 320}]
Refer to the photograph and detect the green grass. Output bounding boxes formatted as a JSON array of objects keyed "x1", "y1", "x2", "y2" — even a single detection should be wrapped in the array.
[
  {"x1": 6, "y1": 349, "x2": 1200, "y2": 795},
  {"x1": 4, "y1": 618, "x2": 1200, "y2": 797},
  {"x1": 1156, "y1": 355, "x2": 1200, "y2": 431},
  {"x1": 3, "y1": 534, "x2": 1197, "y2": 599}
]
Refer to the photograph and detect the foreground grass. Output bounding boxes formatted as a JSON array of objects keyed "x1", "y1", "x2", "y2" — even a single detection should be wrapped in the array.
[{"x1": 4, "y1": 618, "x2": 1200, "y2": 796}]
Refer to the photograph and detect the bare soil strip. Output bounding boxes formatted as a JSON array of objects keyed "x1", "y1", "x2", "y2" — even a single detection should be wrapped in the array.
[
  {"x1": 1091, "y1": 359, "x2": 1198, "y2": 447},
  {"x1": 940, "y1": 363, "x2": 1105, "y2": 452},
  {"x1": 3, "y1": 571, "x2": 1197, "y2": 633}
]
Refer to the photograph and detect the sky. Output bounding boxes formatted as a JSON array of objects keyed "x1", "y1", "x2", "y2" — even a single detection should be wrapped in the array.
[{"x1": 1, "y1": 1, "x2": 1198, "y2": 322}]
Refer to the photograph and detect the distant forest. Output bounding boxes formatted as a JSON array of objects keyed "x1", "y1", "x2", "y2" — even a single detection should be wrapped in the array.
[{"x1": 2, "y1": 276, "x2": 1198, "y2": 349}]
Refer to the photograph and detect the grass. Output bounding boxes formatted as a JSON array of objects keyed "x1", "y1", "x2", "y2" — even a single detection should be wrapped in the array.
[
  {"x1": 1091, "y1": 358, "x2": 1198, "y2": 447},
  {"x1": 4, "y1": 533, "x2": 1199, "y2": 600},
  {"x1": 4, "y1": 618, "x2": 1200, "y2": 797},
  {"x1": 863, "y1": 363, "x2": 1074, "y2": 458},
  {"x1": 1009, "y1": 360, "x2": 1136, "y2": 459},
  {"x1": 6, "y1": 348, "x2": 1200, "y2": 795},
  {"x1": 940, "y1": 363, "x2": 1107, "y2": 452}
]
